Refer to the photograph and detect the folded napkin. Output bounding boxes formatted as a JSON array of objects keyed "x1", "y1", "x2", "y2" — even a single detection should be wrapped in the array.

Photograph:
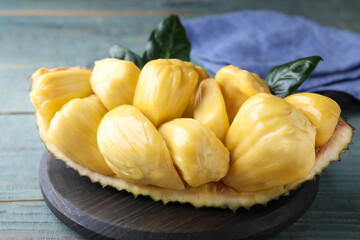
[{"x1": 183, "y1": 10, "x2": 360, "y2": 101}]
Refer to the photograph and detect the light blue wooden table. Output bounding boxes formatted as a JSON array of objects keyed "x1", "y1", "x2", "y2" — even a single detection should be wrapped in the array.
[{"x1": 0, "y1": 0, "x2": 359, "y2": 239}]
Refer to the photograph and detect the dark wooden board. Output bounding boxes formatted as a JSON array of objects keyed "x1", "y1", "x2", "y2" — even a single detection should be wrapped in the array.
[{"x1": 39, "y1": 152, "x2": 320, "y2": 240}]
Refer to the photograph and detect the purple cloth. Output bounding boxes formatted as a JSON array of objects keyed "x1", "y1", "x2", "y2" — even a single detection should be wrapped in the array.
[{"x1": 183, "y1": 10, "x2": 360, "y2": 100}]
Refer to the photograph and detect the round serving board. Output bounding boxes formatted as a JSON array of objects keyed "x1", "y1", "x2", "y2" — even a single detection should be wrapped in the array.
[{"x1": 39, "y1": 152, "x2": 319, "y2": 240}]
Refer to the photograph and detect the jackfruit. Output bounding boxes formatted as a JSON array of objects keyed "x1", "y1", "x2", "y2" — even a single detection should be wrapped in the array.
[
  {"x1": 47, "y1": 95, "x2": 113, "y2": 175},
  {"x1": 97, "y1": 105, "x2": 184, "y2": 190},
  {"x1": 223, "y1": 93, "x2": 316, "y2": 192},
  {"x1": 285, "y1": 92, "x2": 341, "y2": 146},
  {"x1": 133, "y1": 59, "x2": 198, "y2": 127},
  {"x1": 193, "y1": 79, "x2": 229, "y2": 142},
  {"x1": 159, "y1": 118, "x2": 229, "y2": 187},
  {"x1": 182, "y1": 65, "x2": 210, "y2": 117},
  {"x1": 90, "y1": 58, "x2": 140, "y2": 110},
  {"x1": 215, "y1": 65, "x2": 270, "y2": 123},
  {"x1": 30, "y1": 67, "x2": 93, "y2": 141},
  {"x1": 30, "y1": 62, "x2": 353, "y2": 211}
]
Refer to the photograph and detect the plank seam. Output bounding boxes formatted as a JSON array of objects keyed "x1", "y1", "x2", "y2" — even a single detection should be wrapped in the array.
[
  {"x1": 0, "y1": 10, "x2": 203, "y2": 17},
  {"x1": 316, "y1": 195, "x2": 360, "y2": 199},
  {"x1": 0, "y1": 199, "x2": 44, "y2": 203},
  {"x1": 0, "y1": 112, "x2": 35, "y2": 115}
]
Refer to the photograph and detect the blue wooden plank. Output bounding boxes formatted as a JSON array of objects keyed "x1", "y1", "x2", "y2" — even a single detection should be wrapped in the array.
[
  {"x1": 0, "y1": 0, "x2": 359, "y2": 32},
  {"x1": 0, "y1": 115, "x2": 45, "y2": 200},
  {"x1": 0, "y1": 16, "x2": 162, "y2": 65},
  {"x1": 0, "y1": 151, "x2": 44, "y2": 200},
  {"x1": 0, "y1": 67, "x2": 34, "y2": 113},
  {"x1": 0, "y1": 115, "x2": 43, "y2": 151},
  {"x1": 0, "y1": 201, "x2": 84, "y2": 239},
  {"x1": 0, "y1": 0, "x2": 175, "y2": 11},
  {"x1": 273, "y1": 198, "x2": 360, "y2": 239}
]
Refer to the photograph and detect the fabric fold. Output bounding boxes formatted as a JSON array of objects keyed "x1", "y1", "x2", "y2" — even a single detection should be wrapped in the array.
[{"x1": 183, "y1": 10, "x2": 360, "y2": 100}]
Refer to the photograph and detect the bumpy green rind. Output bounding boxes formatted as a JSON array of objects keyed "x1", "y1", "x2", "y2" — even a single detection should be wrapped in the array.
[{"x1": 38, "y1": 113, "x2": 354, "y2": 211}]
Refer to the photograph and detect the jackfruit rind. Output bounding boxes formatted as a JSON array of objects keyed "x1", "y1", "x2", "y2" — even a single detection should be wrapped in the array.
[{"x1": 47, "y1": 118, "x2": 353, "y2": 211}]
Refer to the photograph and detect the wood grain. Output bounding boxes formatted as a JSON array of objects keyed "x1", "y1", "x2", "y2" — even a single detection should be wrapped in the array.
[
  {"x1": 0, "y1": 115, "x2": 43, "y2": 151},
  {"x1": 0, "y1": 115, "x2": 44, "y2": 200},
  {"x1": 0, "y1": 202, "x2": 84, "y2": 239},
  {"x1": 0, "y1": 150, "x2": 43, "y2": 200}
]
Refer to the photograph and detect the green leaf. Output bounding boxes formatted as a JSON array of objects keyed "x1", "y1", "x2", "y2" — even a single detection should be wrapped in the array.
[
  {"x1": 264, "y1": 56, "x2": 323, "y2": 98},
  {"x1": 143, "y1": 15, "x2": 191, "y2": 63},
  {"x1": 109, "y1": 44, "x2": 144, "y2": 68}
]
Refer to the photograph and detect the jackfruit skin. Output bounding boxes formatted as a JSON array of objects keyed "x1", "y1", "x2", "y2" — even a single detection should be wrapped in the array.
[
  {"x1": 47, "y1": 95, "x2": 114, "y2": 175},
  {"x1": 285, "y1": 92, "x2": 341, "y2": 147},
  {"x1": 223, "y1": 93, "x2": 316, "y2": 192},
  {"x1": 133, "y1": 59, "x2": 199, "y2": 127},
  {"x1": 97, "y1": 105, "x2": 185, "y2": 190},
  {"x1": 159, "y1": 118, "x2": 230, "y2": 187},
  {"x1": 90, "y1": 58, "x2": 140, "y2": 110},
  {"x1": 215, "y1": 65, "x2": 270, "y2": 123}
]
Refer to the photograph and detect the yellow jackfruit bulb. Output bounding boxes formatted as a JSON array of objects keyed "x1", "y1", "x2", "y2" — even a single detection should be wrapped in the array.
[
  {"x1": 30, "y1": 68, "x2": 50, "y2": 91},
  {"x1": 215, "y1": 65, "x2": 270, "y2": 123},
  {"x1": 159, "y1": 118, "x2": 230, "y2": 187},
  {"x1": 90, "y1": 58, "x2": 140, "y2": 110},
  {"x1": 195, "y1": 66, "x2": 210, "y2": 80},
  {"x1": 182, "y1": 66, "x2": 210, "y2": 118},
  {"x1": 223, "y1": 93, "x2": 316, "y2": 192},
  {"x1": 30, "y1": 68, "x2": 93, "y2": 128},
  {"x1": 133, "y1": 59, "x2": 199, "y2": 127},
  {"x1": 97, "y1": 105, "x2": 184, "y2": 190},
  {"x1": 47, "y1": 95, "x2": 114, "y2": 175},
  {"x1": 285, "y1": 92, "x2": 341, "y2": 147},
  {"x1": 193, "y1": 79, "x2": 229, "y2": 142}
]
